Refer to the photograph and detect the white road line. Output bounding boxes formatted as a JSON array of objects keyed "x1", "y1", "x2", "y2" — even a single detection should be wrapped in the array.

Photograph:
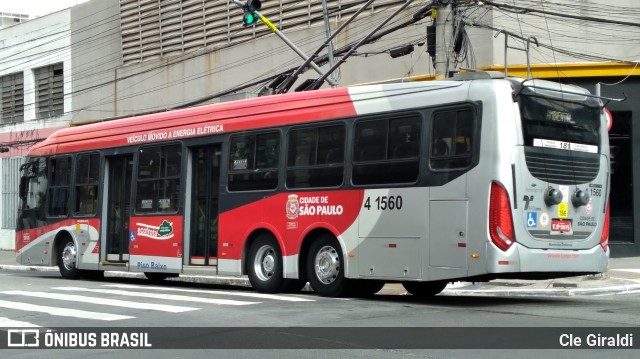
[
  {"x1": 1, "y1": 290, "x2": 197, "y2": 313},
  {"x1": 52, "y1": 287, "x2": 259, "y2": 306},
  {"x1": 0, "y1": 316, "x2": 40, "y2": 327},
  {"x1": 101, "y1": 284, "x2": 315, "y2": 302},
  {"x1": 611, "y1": 269, "x2": 640, "y2": 274},
  {"x1": 0, "y1": 300, "x2": 133, "y2": 321}
]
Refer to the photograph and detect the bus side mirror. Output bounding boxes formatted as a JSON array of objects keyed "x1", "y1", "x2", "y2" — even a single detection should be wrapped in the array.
[{"x1": 19, "y1": 177, "x2": 28, "y2": 199}]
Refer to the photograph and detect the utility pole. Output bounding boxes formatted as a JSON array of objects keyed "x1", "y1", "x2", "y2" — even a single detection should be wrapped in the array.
[{"x1": 434, "y1": 1, "x2": 455, "y2": 79}]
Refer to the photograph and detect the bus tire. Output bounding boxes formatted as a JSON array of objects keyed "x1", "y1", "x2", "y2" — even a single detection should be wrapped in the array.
[
  {"x1": 144, "y1": 272, "x2": 178, "y2": 282},
  {"x1": 247, "y1": 234, "x2": 287, "y2": 293},
  {"x1": 402, "y1": 281, "x2": 448, "y2": 297},
  {"x1": 58, "y1": 237, "x2": 80, "y2": 280},
  {"x1": 306, "y1": 234, "x2": 350, "y2": 297},
  {"x1": 351, "y1": 280, "x2": 385, "y2": 297}
]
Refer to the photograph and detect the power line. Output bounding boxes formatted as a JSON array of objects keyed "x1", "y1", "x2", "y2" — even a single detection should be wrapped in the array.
[{"x1": 482, "y1": 0, "x2": 640, "y2": 28}]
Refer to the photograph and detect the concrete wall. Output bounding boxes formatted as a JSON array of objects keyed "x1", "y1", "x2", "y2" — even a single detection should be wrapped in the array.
[{"x1": 71, "y1": 3, "x2": 435, "y2": 120}]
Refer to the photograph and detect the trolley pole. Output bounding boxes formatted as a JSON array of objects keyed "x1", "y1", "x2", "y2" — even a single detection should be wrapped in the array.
[
  {"x1": 434, "y1": 1, "x2": 455, "y2": 79},
  {"x1": 321, "y1": 0, "x2": 338, "y2": 87}
]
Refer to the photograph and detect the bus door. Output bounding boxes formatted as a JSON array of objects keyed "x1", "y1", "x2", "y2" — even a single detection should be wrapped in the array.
[
  {"x1": 190, "y1": 145, "x2": 221, "y2": 266},
  {"x1": 105, "y1": 155, "x2": 133, "y2": 262}
]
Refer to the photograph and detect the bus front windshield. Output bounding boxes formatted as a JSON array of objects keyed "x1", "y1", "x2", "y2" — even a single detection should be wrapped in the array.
[{"x1": 518, "y1": 94, "x2": 601, "y2": 149}]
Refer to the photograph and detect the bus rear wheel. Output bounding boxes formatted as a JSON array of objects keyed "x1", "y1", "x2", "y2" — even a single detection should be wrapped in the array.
[
  {"x1": 58, "y1": 238, "x2": 80, "y2": 280},
  {"x1": 402, "y1": 281, "x2": 448, "y2": 297},
  {"x1": 306, "y1": 234, "x2": 350, "y2": 297}
]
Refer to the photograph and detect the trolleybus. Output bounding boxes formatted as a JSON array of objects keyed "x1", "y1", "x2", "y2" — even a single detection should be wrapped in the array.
[{"x1": 16, "y1": 72, "x2": 611, "y2": 297}]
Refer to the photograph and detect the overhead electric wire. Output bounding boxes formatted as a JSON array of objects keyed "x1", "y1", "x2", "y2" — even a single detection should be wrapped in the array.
[{"x1": 482, "y1": 0, "x2": 640, "y2": 28}]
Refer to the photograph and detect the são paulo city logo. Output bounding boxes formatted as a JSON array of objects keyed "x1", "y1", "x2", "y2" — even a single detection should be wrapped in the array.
[
  {"x1": 285, "y1": 194, "x2": 343, "y2": 219},
  {"x1": 286, "y1": 194, "x2": 300, "y2": 219}
]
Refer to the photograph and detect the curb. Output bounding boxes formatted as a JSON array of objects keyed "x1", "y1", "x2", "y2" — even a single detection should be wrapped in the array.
[
  {"x1": 0, "y1": 264, "x2": 253, "y2": 287},
  {"x1": 442, "y1": 280, "x2": 640, "y2": 297}
]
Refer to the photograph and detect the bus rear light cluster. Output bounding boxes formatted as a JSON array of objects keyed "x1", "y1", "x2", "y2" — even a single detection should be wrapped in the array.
[
  {"x1": 600, "y1": 199, "x2": 610, "y2": 252},
  {"x1": 489, "y1": 182, "x2": 515, "y2": 251}
]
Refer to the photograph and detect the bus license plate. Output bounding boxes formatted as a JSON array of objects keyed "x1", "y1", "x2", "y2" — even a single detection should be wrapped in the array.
[{"x1": 551, "y1": 219, "x2": 573, "y2": 235}]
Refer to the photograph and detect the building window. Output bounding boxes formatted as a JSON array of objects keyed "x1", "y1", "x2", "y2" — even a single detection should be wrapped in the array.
[
  {"x1": 136, "y1": 144, "x2": 182, "y2": 213},
  {"x1": 352, "y1": 115, "x2": 422, "y2": 185},
  {"x1": 2, "y1": 157, "x2": 24, "y2": 229},
  {"x1": 34, "y1": 63, "x2": 63, "y2": 119},
  {"x1": 0, "y1": 72, "x2": 24, "y2": 124}
]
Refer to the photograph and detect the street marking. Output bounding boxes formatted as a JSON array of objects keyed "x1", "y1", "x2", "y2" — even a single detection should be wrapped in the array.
[
  {"x1": 611, "y1": 269, "x2": 640, "y2": 274},
  {"x1": 0, "y1": 300, "x2": 133, "y2": 321},
  {"x1": 53, "y1": 287, "x2": 259, "y2": 306},
  {"x1": 101, "y1": 284, "x2": 315, "y2": 302},
  {"x1": 0, "y1": 316, "x2": 40, "y2": 327},
  {"x1": 1, "y1": 290, "x2": 197, "y2": 313}
]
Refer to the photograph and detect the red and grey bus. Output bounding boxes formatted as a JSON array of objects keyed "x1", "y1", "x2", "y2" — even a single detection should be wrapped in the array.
[{"x1": 16, "y1": 72, "x2": 610, "y2": 297}]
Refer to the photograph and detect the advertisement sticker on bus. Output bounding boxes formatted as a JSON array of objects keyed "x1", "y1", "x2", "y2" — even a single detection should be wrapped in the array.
[{"x1": 129, "y1": 216, "x2": 183, "y2": 258}]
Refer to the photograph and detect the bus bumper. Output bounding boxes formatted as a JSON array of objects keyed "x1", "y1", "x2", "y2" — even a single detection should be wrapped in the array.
[{"x1": 487, "y1": 242, "x2": 609, "y2": 276}]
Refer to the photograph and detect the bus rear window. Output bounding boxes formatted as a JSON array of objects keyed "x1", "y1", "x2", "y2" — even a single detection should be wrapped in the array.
[{"x1": 519, "y1": 95, "x2": 600, "y2": 149}]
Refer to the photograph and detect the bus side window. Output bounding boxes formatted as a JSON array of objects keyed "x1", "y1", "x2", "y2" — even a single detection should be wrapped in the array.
[
  {"x1": 228, "y1": 132, "x2": 279, "y2": 191},
  {"x1": 430, "y1": 108, "x2": 474, "y2": 170},
  {"x1": 48, "y1": 156, "x2": 72, "y2": 217},
  {"x1": 286, "y1": 124, "x2": 345, "y2": 189},
  {"x1": 136, "y1": 144, "x2": 182, "y2": 213},
  {"x1": 75, "y1": 153, "x2": 100, "y2": 216},
  {"x1": 352, "y1": 116, "x2": 421, "y2": 185}
]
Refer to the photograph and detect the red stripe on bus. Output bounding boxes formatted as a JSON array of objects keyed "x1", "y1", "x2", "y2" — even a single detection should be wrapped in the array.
[
  {"x1": 28, "y1": 88, "x2": 356, "y2": 156},
  {"x1": 219, "y1": 190, "x2": 364, "y2": 260}
]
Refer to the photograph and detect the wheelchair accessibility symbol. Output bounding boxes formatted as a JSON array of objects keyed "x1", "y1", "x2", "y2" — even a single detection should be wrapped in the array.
[{"x1": 526, "y1": 212, "x2": 537, "y2": 228}]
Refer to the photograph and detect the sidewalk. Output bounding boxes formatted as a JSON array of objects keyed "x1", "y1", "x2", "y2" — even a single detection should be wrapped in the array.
[{"x1": 1, "y1": 249, "x2": 639, "y2": 297}]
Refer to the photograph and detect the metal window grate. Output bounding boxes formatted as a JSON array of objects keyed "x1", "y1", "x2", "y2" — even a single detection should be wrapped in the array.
[
  {"x1": 2, "y1": 157, "x2": 24, "y2": 229},
  {"x1": 34, "y1": 63, "x2": 64, "y2": 120},
  {"x1": 0, "y1": 72, "x2": 24, "y2": 124},
  {"x1": 119, "y1": 0, "x2": 407, "y2": 65}
]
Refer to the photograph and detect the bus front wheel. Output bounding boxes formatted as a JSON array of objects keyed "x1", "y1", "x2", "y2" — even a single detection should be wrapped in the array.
[
  {"x1": 247, "y1": 234, "x2": 288, "y2": 293},
  {"x1": 58, "y1": 238, "x2": 80, "y2": 280},
  {"x1": 306, "y1": 234, "x2": 350, "y2": 297},
  {"x1": 402, "y1": 281, "x2": 448, "y2": 297}
]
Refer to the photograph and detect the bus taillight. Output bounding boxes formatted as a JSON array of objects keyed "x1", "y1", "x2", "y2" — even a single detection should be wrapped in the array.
[
  {"x1": 600, "y1": 199, "x2": 610, "y2": 252},
  {"x1": 489, "y1": 182, "x2": 515, "y2": 251}
]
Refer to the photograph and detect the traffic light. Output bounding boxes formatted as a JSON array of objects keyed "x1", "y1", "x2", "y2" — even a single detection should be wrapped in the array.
[{"x1": 243, "y1": 0, "x2": 262, "y2": 26}]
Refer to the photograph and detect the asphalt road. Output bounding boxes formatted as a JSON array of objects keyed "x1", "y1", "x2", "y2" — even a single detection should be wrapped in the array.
[{"x1": 0, "y1": 269, "x2": 639, "y2": 358}]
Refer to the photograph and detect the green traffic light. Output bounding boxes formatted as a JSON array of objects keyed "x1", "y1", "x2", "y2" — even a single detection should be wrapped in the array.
[{"x1": 243, "y1": 12, "x2": 259, "y2": 26}]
